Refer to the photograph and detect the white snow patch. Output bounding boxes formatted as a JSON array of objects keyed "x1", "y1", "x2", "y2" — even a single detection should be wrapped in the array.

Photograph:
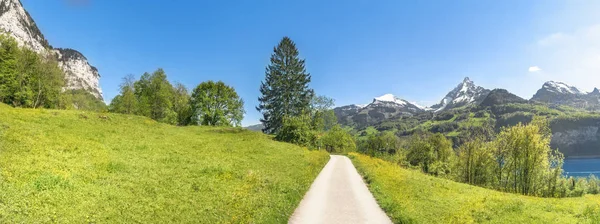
[
  {"x1": 434, "y1": 97, "x2": 451, "y2": 112},
  {"x1": 374, "y1": 94, "x2": 407, "y2": 106},
  {"x1": 544, "y1": 81, "x2": 584, "y2": 95}
]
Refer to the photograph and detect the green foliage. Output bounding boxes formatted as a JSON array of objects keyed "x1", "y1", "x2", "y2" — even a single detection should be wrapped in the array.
[
  {"x1": 0, "y1": 104, "x2": 329, "y2": 223},
  {"x1": 190, "y1": 80, "x2": 244, "y2": 126},
  {"x1": 321, "y1": 125, "x2": 356, "y2": 153},
  {"x1": 454, "y1": 139, "x2": 495, "y2": 186},
  {"x1": 406, "y1": 133, "x2": 454, "y2": 175},
  {"x1": 59, "y1": 89, "x2": 107, "y2": 112},
  {"x1": 257, "y1": 36, "x2": 314, "y2": 134},
  {"x1": 109, "y1": 70, "x2": 218, "y2": 126},
  {"x1": 493, "y1": 118, "x2": 557, "y2": 196},
  {"x1": 0, "y1": 34, "x2": 64, "y2": 108},
  {"x1": 275, "y1": 113, "x2": 315, "y2": 146},
  {"x1": 310, "y1": 95, "x2": 336, "y2": 132},
  {"x1": 350, "y1": 153, "x2": 600, "y2": 223},
  {"x1": 137, "y1": 69, "x2": 177, "y2": 123},
  {"x1": 172, "y1": 82, "x2": 193, "y2": 126},
  {"x1": 109, "y1": 74, "x2": 137, "y2": 114}
]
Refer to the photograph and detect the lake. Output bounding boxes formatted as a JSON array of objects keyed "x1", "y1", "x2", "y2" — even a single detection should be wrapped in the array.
[{"x1": 563, "y1": 158, "x2": 600, "y2": 178}]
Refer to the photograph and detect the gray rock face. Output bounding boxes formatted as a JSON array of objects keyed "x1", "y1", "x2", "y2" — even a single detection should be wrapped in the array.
[
  {"x1": 53, "y1": 48, "x2": 102, "y2": 98},
  {"x1": 552, "y1": 126, "x2": 600, "y2": 157},
  {"x1": 550, "y1": 117, "x2": 600, "y2": 157},
  {"x1": 0, "y1": 0, "x2": 103, "y2": 99},
  {"x1": 552, "y1": 126, "x2": 599, "y2": 146}
]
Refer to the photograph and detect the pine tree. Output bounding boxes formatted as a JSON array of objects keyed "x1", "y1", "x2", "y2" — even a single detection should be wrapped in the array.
[{"x1": 257, "y1": 37, "x2": 314, "y2": 134}]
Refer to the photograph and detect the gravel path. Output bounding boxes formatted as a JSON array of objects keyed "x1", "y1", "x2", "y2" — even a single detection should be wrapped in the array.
[{"x1": 289, "y1": 155, "x2": 392, "y2": 224}]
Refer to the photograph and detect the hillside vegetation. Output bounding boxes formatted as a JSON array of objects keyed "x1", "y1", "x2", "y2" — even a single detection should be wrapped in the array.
[
  {"x1": 0, "y1": 104, "x2": 329, "y2": 223},
  {"x1": 350, "y1": 153, "x2": 600, "y2": 223}
]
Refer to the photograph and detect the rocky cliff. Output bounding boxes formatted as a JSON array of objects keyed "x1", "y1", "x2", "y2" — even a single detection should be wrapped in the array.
[{"x1": 0, "y1": 0, "x2": 103, "y2": 99}]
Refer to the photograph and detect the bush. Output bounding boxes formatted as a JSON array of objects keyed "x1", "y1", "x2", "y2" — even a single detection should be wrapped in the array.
[
  {"x1": 275, "y1": 114, "x2": 315, "y2": 146},
  {"x1": 429, "y1": 122, "x2": 459, "y2": 133}
]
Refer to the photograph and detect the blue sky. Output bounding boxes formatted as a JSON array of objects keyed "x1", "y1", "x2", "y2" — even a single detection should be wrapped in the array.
[{"x1": 21, "y1": 0, "x2": 600, "y2": 126}]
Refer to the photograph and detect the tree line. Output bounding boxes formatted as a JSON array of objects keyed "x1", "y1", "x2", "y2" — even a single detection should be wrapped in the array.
[
  {"x1": 109, "y1": 70, "x2": 245, "y2": 126},
  {"x1": 359, "y1": 117, "x2": 600, "y2": 198}
]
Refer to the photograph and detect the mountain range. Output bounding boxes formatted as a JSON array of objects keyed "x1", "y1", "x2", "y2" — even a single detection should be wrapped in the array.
[
  {"x1": 335, "y1": 77, "x2": 600, "y2": 128},
  {"x1": 0, "y1": 0, "x2": 103, "y2": 99}
]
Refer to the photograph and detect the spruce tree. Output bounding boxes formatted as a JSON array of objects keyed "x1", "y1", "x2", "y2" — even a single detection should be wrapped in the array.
[{"x1": 257, "y1": 37, "x2": 314, "y2": 134}]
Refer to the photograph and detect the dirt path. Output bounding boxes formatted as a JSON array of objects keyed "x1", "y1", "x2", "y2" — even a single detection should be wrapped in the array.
[{"x1": 289, "y1": 155, "x2": 392, "y2": 224}]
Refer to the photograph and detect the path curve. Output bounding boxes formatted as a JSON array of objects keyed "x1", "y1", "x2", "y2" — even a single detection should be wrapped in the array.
[{"x1": 289, "y1": 155, "x2": 392, "y2": 224}]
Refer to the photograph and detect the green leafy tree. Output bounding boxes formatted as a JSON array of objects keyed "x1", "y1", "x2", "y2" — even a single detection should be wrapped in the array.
[
  {"x1": 275, "y1": 113, "x2": 314, "y2": 146},
  {"x1": 110, "y1": 74, "x2": 137, "y2": 114},
  {"x1": 134, "y1": 69, "x2": 176, "y2": 123},
  {"x1": 493, "y1": 117, "x2": 560, "y2": 196},
  {"x1": 321, "y1": 125, "x2": 356, "y2": 153},
  {"x1": 190, "y1": 80, "x2": 244, "y2": 126},
  {"x1": 257, "y1": 36, "x2": 314, "y2": 134},
  {"x1": 0, "y1": 34, "x2": 64, "y2": 108},
  {"x1": 407, "y1": 133, "x2": 453, "y2": 175},
  {"x1": 172, "y1": 82, "x2": 193, "y2": 126},
  {"x1": 310, "y1": 95, "x2": 337, "y2": 131},
  {"x1": 455, "y1": 139, "x2": 494, "y2": 186},
  {"x1": 0, "y1": 35, "x2": 20, "y2": 105}
]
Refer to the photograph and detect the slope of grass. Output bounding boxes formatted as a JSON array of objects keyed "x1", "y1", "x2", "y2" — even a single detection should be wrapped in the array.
[
  {"x1": 349, "y1": 153, "x2": 600, "y2": 224},
  {"x1": 0, "y1": 105, "x2": 329, "y2": 223}
]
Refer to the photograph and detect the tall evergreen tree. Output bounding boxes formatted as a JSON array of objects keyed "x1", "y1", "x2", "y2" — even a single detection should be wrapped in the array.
[{"x1": 257, "y1": 37, "x2": 314, "y2": 134}]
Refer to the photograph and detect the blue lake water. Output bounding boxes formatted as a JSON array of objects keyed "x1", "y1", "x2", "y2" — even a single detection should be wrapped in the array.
[{"x1": 563, "y1": 158, "x2": 600, "y2": 178}]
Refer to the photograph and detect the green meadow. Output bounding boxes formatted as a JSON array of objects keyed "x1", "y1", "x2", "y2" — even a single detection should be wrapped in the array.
[
  {"x1": 0, "y1": 104, "x2": 329, "y2": 223},
  {"x1": 350, "y1": 152, "x2": 600, "y2": 224}
]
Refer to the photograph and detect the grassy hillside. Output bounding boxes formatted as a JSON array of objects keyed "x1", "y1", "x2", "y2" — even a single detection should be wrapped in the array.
[
  {"x1": 0, "y1": 104, "x2": 329, "y2": 223},
  {"x1": 349, "y1": 153, "x2": 600, "y2": 224}
]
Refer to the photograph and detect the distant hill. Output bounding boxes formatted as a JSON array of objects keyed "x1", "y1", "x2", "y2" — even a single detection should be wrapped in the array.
[
  {"x1": 244, "y1": 123, "x2": 264, "y2": 131},
  {"x1": 479, "y1": 88, "x2": 527, "y2": 107}
]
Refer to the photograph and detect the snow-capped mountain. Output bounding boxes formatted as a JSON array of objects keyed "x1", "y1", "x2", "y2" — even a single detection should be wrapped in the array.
[
  {"x1": 531, "y1": 81, "x2": 599, "y2": 111},
  {"x1": 0, "y1": 0, "x2": 103, "y2": 99},
  {"x1": 430, "y1": 77, "x2": 490, "y2": 112},
  {"x1": 540, "y1": 81, "x2": 585, "y2": 95},
  {"x1": 334, "y1": 94, "x2": 425, "y2": 128}
]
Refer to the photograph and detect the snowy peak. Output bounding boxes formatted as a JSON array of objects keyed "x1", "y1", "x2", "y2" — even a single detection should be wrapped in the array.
[
  {"x1": 531, "y1": 81, "x2": 600, "y2": 111},
  {"x1": 373, "y1": 94, "x2": 407, "y2": 106},
  {"x1": 431, "y1": 77, "x2": 490, "y2": 112},
  {"x1": 542, "y1": 81, "x2": 584, "y2": 95}
]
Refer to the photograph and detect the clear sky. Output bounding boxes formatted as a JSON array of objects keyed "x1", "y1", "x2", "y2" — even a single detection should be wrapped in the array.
[{"x1": 21, "y1": 0, "x2": 600, "y2": 126}]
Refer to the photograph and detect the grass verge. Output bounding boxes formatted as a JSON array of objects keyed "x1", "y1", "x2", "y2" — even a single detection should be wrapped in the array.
[{"x1": 349, "y1": 153, "x2": 600, "y2": 224}]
